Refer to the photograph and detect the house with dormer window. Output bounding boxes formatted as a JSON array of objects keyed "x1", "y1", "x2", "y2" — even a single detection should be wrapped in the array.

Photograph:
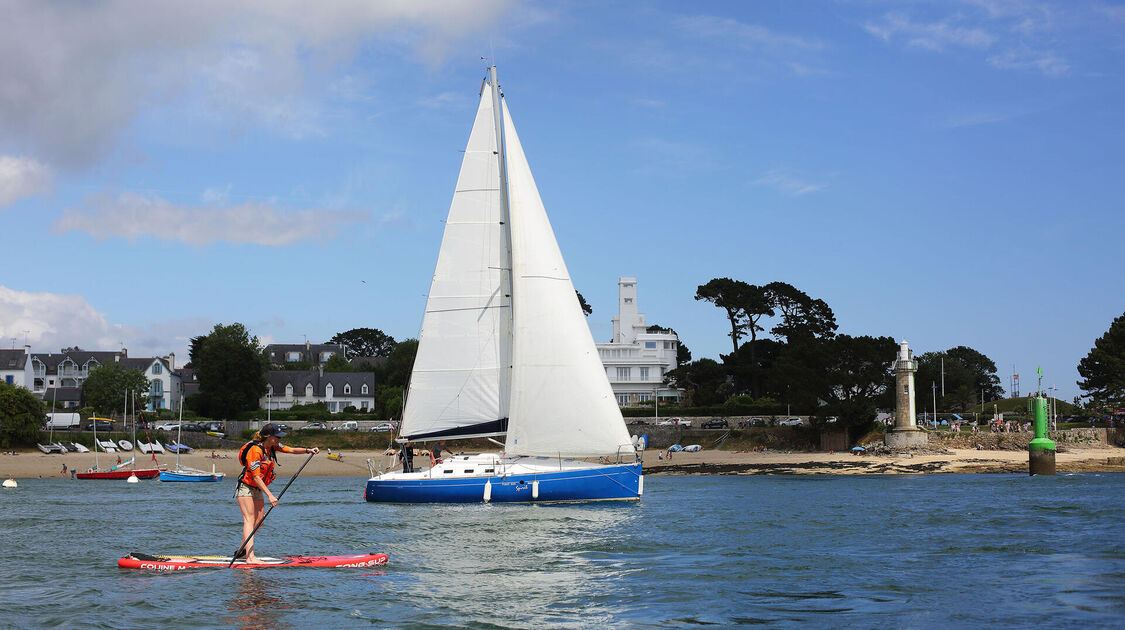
[
  {"x1": 30, "y1": 348, "x2": 181, "y2": 410},
  {"x1": 260, "y1": 369, "x2": 375, "y2": 413}
]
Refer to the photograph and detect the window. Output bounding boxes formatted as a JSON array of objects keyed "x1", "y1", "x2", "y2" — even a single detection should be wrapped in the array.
[
  {"x1": 267, "y1": 384, "x2": 273, "y2": 395},
  {"x1": 287, "y1": 351, "x2": 302, "y2": 362},
  {"x1": 4, "y1": 375, "x2": 11, "y2": 385},
  {"x1": 326, "y1": 383, "x2": 334, "y2": 398},
  {"x1": 639, "y1": 367, "x2": 649, "y2": 381},
  {"x1": 152, "y1": 362, "x2": 162, "y2": 375},
  {"x1": 624, "y1": 298, "x2": 633, "y2": 303},
  {"x1": 320, "y1": 352, "x2": 334, "y2": 362},
  {"x1": 285, "y1": 384, "x2": 293, "y2": 397},
  {"x1": 150, "y1": 381, "x2": 163, "y2": 395},
  {"x1": 361, "y1": 384, "x2": 369, "y2": 395},
  {"x1": 344, "y1": 383, "x2": 351, "y2": 395},
  {"x1": 616, "y1": 367, "x2": 630, "y2": 381},
  {"x1": 638, "y1": 393, "x2": 651, "y2": 402},
  {"x1": 664, "y1": 341, "x2": 672, "y2": 349},
  {"x1": 305, "y1": 383, "x2": 314, "y2": 397},
  {"x1": 903, "y1": 384, "x2": 909, "y2": 394},
  {"x1": 616, "y1": 394, "x2": 629, "y2": 405},
  {"x1": 645, "y1": 342, "x2": 656, "y2": 349}
]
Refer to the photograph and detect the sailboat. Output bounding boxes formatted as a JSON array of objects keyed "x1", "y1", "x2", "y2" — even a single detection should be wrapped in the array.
[
  {"x1": 77, "y1": 391, "x2": 162, "y2": 480},
  {"x1": 364, "y1": 67, "x2": 642, "y2": 503},
  {"x1": 160, "y1": 396, "x2": 224, "y2": 482}
]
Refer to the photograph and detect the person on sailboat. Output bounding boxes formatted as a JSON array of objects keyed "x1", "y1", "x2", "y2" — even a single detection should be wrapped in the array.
[
  {"x1": 234, "y1": 423, "x2": 319, "y2": 564},
  {"x1": 398, "y1": 442, "x2": 415, "y2": 473},
  {"x1": 430, "y1": 441, "x2": 451, "y2": 463}
]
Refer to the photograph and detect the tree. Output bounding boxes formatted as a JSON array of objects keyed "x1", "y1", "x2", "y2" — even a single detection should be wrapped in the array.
[
  {"x1": 380, "y1": 339, "x2": 419, "y2": 389},
  {"x1": 915, "y1": 345, "x2": 1005, "y2": 412},
  {"x1": 323, "y1": 354, "x2": 354, "y2": 372},
  {"x1": 817, "y1": 335, "x2": 897, "y2": 428},
  {"x1": 764, "y1": 282, "x2": 837, "y2": 342},
  {"x1": 695, "y1": 278, "x2": 773, "y2": 395},
  {"x1": 190, "y1": 323, "x2": 269, "y2": 420},
  {"x1": 0, "y1": 381, "x2": 45, "y2": 447},
  {"x1": 81, "y1": 364, "x2": 149, "y2": 416},
  {"x1": 695, "y1": 278, "x2": 753, "y2": 353},
  {"x1": 576, "y1": 291, "x2": 592, "y2": 317},
  {"x1": 61, "y1": 346, "x2": 84, "y2": 353},
  {"x1": 328, "y1": 328, "x2": 397, "y2": 359},
  {"x1": 1078, "y1": 311, "x2": 1125, "y2": 407},
  {"x1": 664, "y1": 358, "x2": 731, "y2": 407}
]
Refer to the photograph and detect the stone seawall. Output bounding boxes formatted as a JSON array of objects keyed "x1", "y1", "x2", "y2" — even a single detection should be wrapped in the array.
[{"x1": 929, "y1": 428, "x2": 1110, "y2": 451}]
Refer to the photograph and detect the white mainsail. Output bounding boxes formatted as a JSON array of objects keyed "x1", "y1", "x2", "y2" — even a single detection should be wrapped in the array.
[
  {"x1": 501, "y1": 102, "x2": 634, "y2": 458},
  {"x1": 401, "y1": 73, "x2": 635, "y2": 460},
  {"x1": 400, "y1": 87, "x2": 511, "y2": 441}
]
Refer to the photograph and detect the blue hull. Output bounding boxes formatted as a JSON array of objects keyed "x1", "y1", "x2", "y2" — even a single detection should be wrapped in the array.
[
  {"x1": 365, "y1": 462, "x2": 642, "y2": 503},
  {"x1": 159, "y1": 471, "x2": 223, "y2": 482}
]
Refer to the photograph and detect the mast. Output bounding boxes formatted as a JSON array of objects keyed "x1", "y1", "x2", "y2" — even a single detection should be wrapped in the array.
[
  {"x1": 489, "y1": 65, "x2": 515, "y2": 423},
  {"x1": 176, "y1": 395, "x2": 184, "y2": 471}
]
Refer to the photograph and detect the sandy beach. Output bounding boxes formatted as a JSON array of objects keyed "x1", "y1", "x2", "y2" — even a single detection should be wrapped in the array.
[{"x1": 4, "y1": 445, "x2": 1124, "y2": 479}]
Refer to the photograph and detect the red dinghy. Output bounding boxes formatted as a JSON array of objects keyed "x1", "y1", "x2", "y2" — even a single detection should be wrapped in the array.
[
  {"x1": 118, "y1": 552, "x2": 388, "y2": 570},
  {"x1": 77, "y1": 468, "x2": 161, "y2": 480}
]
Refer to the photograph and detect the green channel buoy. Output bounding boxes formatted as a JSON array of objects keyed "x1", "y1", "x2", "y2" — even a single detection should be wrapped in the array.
[{"x1": 1028, "y1": 392, "x2": 1056, "y2": 476}]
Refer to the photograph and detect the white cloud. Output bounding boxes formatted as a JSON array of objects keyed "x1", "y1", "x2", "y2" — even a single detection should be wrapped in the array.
[
  {"x1": 863, "y1": 12, "x2": 996, "y2": 51},
  {"x1": 987, "y1": 47, "x2": 1069, "y2": 76},
  {"x1": 675, "y1": 15, "x2": 823, "y2": 52},
  {"x1": 862, "y1": 3, "x2": 1070, "y2": 77},
  {"x1": 0, "y1": 0, "x2": 511, "y2": 169},
  {"x1": 0, "y1": 156, "x2": 51, "y2": 207},
  {"x1": 52, "y1": 191, "x2": 368, "y2": 246},
  {"x1": 752, "y1": 169, "x2": 826, "y2": 196},
  {"x1": 0, "y1": 286, "x2": 208, "y2": 361}
]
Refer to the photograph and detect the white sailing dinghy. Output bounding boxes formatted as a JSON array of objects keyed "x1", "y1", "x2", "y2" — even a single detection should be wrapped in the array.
[{"x1": 364, "y1": 67, "x2": 641, "y2": 503}]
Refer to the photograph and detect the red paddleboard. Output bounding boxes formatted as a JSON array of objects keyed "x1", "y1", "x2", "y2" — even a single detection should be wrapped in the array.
[{"x1": 119, "y1": 552, "x2": 388, "y2": 570}]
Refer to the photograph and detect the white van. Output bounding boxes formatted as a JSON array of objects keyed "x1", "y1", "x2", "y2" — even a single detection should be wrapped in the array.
[
  {"x1": 45, "y1": 412, "x2": 82, "y2": 430},
  {"x1": 334, "y1": 421, "x2": 359, "y2": 431}
]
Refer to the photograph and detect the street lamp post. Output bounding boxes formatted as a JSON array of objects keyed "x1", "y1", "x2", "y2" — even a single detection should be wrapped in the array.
[{"x1": 932, "y1": 382, "x2": 937, "y2": 428}]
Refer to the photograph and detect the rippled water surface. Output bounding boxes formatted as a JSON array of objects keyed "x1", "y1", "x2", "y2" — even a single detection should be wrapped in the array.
[{"x1": 2, "y1": 473, "x2": 1123, "y2": 628}]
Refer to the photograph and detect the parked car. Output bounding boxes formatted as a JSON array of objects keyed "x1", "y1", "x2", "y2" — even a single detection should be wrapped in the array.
[
  {"x1": 371, "y1": 422, "x2": 394, "y2": 432},
  {"x1": 825, "y1": 416, "x2": 838, "y2": 424},
  {"x1": 154, "y1": 422, "x2": 180, "y2": 431},
  {"x1": 83, "y1": 419, "x2": 114, "y2": 432},
  {"x1": 779, "y1": 417, "x2": 804, "y2": 427},
  {"x1": 179, "y1": 422, "x2": 203, "y2": 432},
  {"x1": 334, "y1": 421, "x2": 359, "y2": 431},
  {"x1": 629, "y1": 419, "x2": 649, "y2": 426},
  {"x1": 201, "y1": 421, "x2": 226, "y2": 433},
  {"x1": 702, "y1": 418, "x2": 729, "y2": 429},
  {"x1": 299, "y1": 422, "x2": 328, "y2": 431},
  {"x1": 749, "y1": 417, "x2": 766, "y2": 426},
  {"x1": 275, "y1": 424, "x2": 292, "y2": 433}
]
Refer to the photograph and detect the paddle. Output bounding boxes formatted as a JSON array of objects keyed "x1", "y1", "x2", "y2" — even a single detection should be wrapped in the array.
[{"x1": 229, "y1": 451, "x2": 316, "y2": 567}]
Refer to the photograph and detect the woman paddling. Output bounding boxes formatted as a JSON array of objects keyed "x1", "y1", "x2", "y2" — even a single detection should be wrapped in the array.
[{"x1": 235, "y1": 423, "x2": 318, "y2": 564}]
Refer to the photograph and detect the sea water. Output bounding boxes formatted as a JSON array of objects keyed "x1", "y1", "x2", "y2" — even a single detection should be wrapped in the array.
[{"x1": 1, "y1": 474, "x2": 1123, "y2": 629}]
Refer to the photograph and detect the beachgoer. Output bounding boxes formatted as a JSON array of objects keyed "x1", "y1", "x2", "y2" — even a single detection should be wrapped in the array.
[
  {"x1": 234, "y1": 423, "x2": 319, "y2": 564},
  {"x1": 61, "y1": 463, "x2": 67, "y2": 475}
]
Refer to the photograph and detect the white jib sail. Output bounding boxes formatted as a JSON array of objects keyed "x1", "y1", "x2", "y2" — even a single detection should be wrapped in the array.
[
  {"x1": 400, "y1": 86, "x2": 510, "y2": 441},
  {"x1": 501, "y1": 101, "x2": 635, "y2": 458}
]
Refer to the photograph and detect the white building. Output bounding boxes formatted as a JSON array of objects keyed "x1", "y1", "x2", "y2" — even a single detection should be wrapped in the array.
[
  {"x1": 0, "y1": 347, "x2": 33, "y2": 389},
  {"x1": 596, "y1": 277, "x2": 682, "y2": 407},
  {"x1": 29, "y1": 348, "x2": 181, "y2": 410},
  {"x1": 261, "y1": 369, "x2": 376, "y2": 414}
]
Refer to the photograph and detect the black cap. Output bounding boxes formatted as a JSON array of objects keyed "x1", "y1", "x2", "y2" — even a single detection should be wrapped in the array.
[{"x1": 261, "y1": 423, "x2": 287, "y2": 438}]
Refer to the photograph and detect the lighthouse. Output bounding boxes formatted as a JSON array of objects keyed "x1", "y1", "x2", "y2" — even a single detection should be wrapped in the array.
[{"x1": 885, "y1": 339, "x2": 928, "y2": 448}]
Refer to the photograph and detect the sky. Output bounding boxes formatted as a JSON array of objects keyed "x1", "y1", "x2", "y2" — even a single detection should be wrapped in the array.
[{"x1": 2, "y1": 0, "x2": 1123, "y2": 403}]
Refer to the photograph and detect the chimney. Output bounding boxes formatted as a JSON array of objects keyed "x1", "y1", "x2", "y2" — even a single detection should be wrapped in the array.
[
  {"x1": 166, "y1": 352, "x2": 175, "y2": 370},
  {"x1": 24, "y1": 344, "x2": 30, "y2": 355}
]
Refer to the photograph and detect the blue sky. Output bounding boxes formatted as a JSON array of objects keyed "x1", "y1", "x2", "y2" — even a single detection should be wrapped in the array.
[{"x1": 2, "y1": 0, "x2": 1122, "y2": 403}]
